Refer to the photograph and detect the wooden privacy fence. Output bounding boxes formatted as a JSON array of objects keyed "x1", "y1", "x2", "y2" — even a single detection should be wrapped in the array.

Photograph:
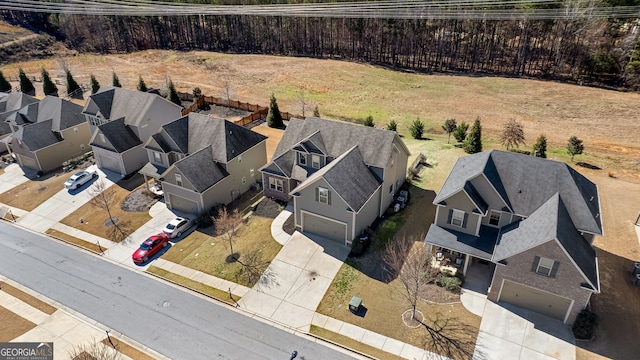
[{"x1": 181, "y1": 95, "x2": 301, "y2": 126}]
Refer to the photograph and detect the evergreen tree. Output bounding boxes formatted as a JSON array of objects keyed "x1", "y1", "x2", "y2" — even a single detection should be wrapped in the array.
[
  {"x1": 41, "y1": 68, "x2": 58, "y2": 96},
  {"x1": 137, "y1": 76, "x2": 148, "y2": 92},
  {"x1": 167, "y1": 80, "x2": 181, "y2": 106},
  {"x1": 442, "y1": 118, "x2": 457, "y2": 144},
  {"x1": 532, "y1": 134, "x2": 547, "y2": 158},
  {"x1": 112, "y1": 72, "x2": 121, "y2": 87},
  {"x1": 0, "y1": 71, "x2": 11, "y2": 93},
  {"x1": 313, "y1": 105, "x2": 320, "y2": 117},
  {"x1": 387, "y1": 120, "x2": 398, "y2": 132},
  {"x1": 66, "y1": 70, "x2": 81, "y2": 97},
  {"x1": 267, "y1": 93, "x2": 284, "y2": 128},
  {"x1": 453, "y1": 122, "x2": 469, "y2": 143},
  {"x1": 567, "y1": 136, "x2": 584, "y2": 161},
  {"x1": 463, "y1": 117, "x2": 483, "y2": 154},
  {"x1": 409, "y1": 117, "x2": 425, "y2": 139},
  {"x1": 363, "y1": 115, "x2": 375, "y2": 127},
  {"x1": 18, "y1": 68, "x2": 35, "y2": 95},
  {"x1": 192, "y1": 87, "x2": 202, "y2": 99},
  {"x1": 90, "y1": 74, "x2": 100, "y2": 94}
]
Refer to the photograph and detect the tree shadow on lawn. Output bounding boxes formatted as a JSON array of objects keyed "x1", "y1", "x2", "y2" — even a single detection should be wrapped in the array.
[{"x1": 419, "y1": 312, "x2": 479, "y2": 360}]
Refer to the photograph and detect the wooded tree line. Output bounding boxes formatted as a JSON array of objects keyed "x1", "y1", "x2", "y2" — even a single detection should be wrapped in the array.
[{"x1": 3, "y1": 4, "x2": 640, "y2": 88}]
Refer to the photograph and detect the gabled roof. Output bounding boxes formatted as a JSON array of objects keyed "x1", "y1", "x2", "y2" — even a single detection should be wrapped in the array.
[
  {"x1": 6, "y1": 96, "x2": 84, "y2": 131},
  {"x1": 493, "y1": 193, "x2": 598, "y2": 290},
  {"x1": 159, "y1": 113, "x2": 267, "y2": 162},
  {"x1": 92, "y1": 118, "x2": 142, "y2": 153},
  {"x1": 12, "y1": 119, "x2": 62, "y2": 151},
  {"x1": 83, "y1": 86, "x2": 181, "y2": 126},
  {"x1": 434, "y1": 150, "x2": 602, "y2": 235},
  {"x1": 291, "y1": 146, "x2": 381, "y2": 212},
  {"x1": 272, "y1": 117, "x2": 409, "y2": 169},
  {"x1": 0, "y1": 92, "x2": 38, "y2": 115},
  {"x1": 173, "y1": 145, "x2": 230, "y2": 193}
]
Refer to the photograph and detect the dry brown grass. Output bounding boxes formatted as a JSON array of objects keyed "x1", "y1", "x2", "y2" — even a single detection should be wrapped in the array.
[
  {"x1": 60, "y1": 184, "x2": 151, "y2": 242},
  {"x1": 0, "y1": 305, "x2": 36, "y2": 341},
  {"x1": 45, "y1": 229, "x2": 104, "y2": 254},
  {"x1": 147, "y1": 266, "x2": 239, "y2": 305},
  {"x1": 100, "y1": 337, "x2": 156, "y2": 360},
  {"x1": 160, "y1": 216, "x2": 281, "y2": 287},
  {"x1": 310, "y1": 326, "x2": 406, "y2": 360},
  {"x1": 0, "y1": 281, "x2": 57, "y2": 315},
  {"x1": 0, "y1": 172, "x2": 68, "y2": 211}
]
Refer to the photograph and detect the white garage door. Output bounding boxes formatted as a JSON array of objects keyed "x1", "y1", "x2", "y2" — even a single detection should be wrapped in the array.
[
  {"x1": 302, "y1": 213, "x2": 347, "y2": 244},
  {"x1": 168, "y1": 194, "x2": 199, "y2": 215},
  {"x1": 499, "y1": 280, "x2": 573, "y2": 322},
  {"x1": 96, "y1": 152, "x2": 121, "y2": 174}
]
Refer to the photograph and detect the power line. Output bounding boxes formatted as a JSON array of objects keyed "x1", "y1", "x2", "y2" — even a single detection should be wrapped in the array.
[{"x1": 0, "y1": 0, "x2": 638, "y2": 19}]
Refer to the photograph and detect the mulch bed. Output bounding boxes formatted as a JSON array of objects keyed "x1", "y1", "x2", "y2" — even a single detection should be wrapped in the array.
[
  {"x1": 120, "y1": 187, "x2": 156, "y2": 212},
  {"x1": 282, "y1": 213, "x2": 295, "y2": 235},
  {"x1": 252, "y1": 197, "x2": 286, "y2": 219}
]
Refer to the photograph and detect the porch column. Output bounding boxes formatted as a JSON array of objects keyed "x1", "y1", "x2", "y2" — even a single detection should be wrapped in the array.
[
  {"x1": 427, "y1": 243, "x2": 433, "y2": 253},
  {"x1": 143, "y1": 174, "x2": 150, "y2": 190},
  {"x1": 462, "y1": 255, "x2": 471, "y2": 276}
]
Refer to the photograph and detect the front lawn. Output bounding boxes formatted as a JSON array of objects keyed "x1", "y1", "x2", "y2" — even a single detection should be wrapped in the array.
[
  {"x1": 160, "y1": 216, "x2": 282, "y2": 287},
  {"x1": 0, "y1": 172, "x2": 68, "y2": 211}
]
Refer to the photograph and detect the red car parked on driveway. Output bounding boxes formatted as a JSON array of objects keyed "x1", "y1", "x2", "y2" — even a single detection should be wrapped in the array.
[{"x1": 132, "y1": 233, "x2": 169, "y2": 264}]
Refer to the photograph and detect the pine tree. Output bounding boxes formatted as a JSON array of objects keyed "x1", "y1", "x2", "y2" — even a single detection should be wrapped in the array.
[
  {"x1": 41, "y1": 68, "x2": 58, "y2": 96},
  {"x1": 66, "y1": 70, "x2": 81, "y2": 97},
  {"x1": 137, "y1": 76, "x2": 148, "y2": 92},
  {"x1": 463, "y1": 117, "x2": 483, "y2": 154},
  {"x1": 532, "y1": 134, "x2": 547, "y2": 158},
  {"x1": 167, "y1": 80, "x2": 181, "y2": 106},
  {"x1": 442, "y1": 119, "x2": 457, "y2": 144},
  {"x1": 267, "y1": 93, "x2": 284, "y2": 128},
  {"x1": 0, "y1": 71, "x2": 11, "y2": 92},
  {"x1": 453, "y1": 122, "x2": 469, "y2": 143},
  {"x1": 409, "y1": 117, "x2": 425, "y2": 139},
  {"x1": 90, "y1": 74, "x2": 100, "y2": 94},
  {"x1": 363, "y1": 115, "x2": 375, "y2": 127},
  {"x1": 567, "y1": 136, "x2": 584, "y2": 161},
  {"x1": 387, "y1": 120, "x2": 398, "y2": 132},
  {"x1": 112, "y1": 72, "x2": 121, "y2": 87},
  {"x1": 18, "y1": 68, "x2": 35, "y2": 95}
]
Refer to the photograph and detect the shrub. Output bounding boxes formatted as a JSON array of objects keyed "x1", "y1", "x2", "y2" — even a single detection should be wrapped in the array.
[
  {"x1": 573, "y1": 309, "x2": 599, "y2": 340},
  {"x1": 435, "y1": 272, "x2": 463, "y2": 293},
  {"x1": 363, "y1": 115, "x2": 374, "y2": 127},
  {"x1": 197, "y1": 211, "x2": 213, "y2": 228},
  {"x1": 409, "y1": 117, "x2": 425, "y2": 139},
  {"x1": 387, "y1": 120, "x2": 398, "y2": 132}
]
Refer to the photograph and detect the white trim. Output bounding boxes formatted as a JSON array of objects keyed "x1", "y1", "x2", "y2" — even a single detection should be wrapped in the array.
[
  {"x1": 475, "y1": 213, "x2": 482, "y2": 236},
  {"x1": 294, "y1": 195, "x2": 298, "y2": 226},
  {"x1": 300, "y1": 210, "x2": 348, "y2": 245},
  {"x1": 499, "y1": 279, "x2": 574, "y2": 324},
  {"x1": 451, "y1": 209, "x2": 465, "y2": 227},
  {"x1": 594, "y1": 183, "x2": 604, "y2": 236},
  {"x1": 435, "y1": 206, "x2": 440, "y2": 225},
  {"x1": 352, "y1": 208, "x2": 357, "y2": 240}
]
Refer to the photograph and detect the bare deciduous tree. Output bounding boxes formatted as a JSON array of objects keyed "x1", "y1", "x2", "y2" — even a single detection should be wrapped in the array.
[
  {"x1": 68, "y1": 338, "x2": 122, "y2": 360},
  {"x1": 223, "y1": 80, "x2": 233, "y2": 106},
  {"x1": 500, "y1": 118, "x2": 525, "y2": 150},
  {"x1": 299, "y1": 88, "x2": 307, "y2": 117},
  {"x1": 383, "y1": 235, "x2": 434, "y2": 320},
  {"x1": 89, "y1": 178, "x2": 126, "y2": 242},
  {"x1": 213, "y1": 207, "x2": 244, "y2": 261}
]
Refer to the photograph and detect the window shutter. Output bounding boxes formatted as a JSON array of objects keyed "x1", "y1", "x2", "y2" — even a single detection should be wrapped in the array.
[
  {"x1": 550, "y1": 261, "x2": 560, "y2": 278},
  {"x1": 462, "y1": 213, "x2": 468, "y2": 228},
  {"x1": 447, "y1": 209, "x2": 453, "y2": 224},
  {"x1": 328, "y1": 191, "x2": 332, "y2": 205},
  {"x1": 315, "y1": 187, "x2": 319, "y2": 202},
  {"x1": 531, "y1": 256, "x2": 540, "y2": 273}
]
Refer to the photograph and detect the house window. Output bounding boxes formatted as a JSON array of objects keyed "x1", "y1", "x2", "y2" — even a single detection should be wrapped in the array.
[
  {"x1": 269, "y1": 177, "x2": 283, "y2": 192},
  {"x1": 317, "y1": 187, "x2": 329, "y2": 204},
  {"x1": 242, "y1": 177, "x2": 247, "y2": 184},
  {"x1": 299, "y1": 153, "x2": 307, "y2": 166},
  {"x1": 536, "y1": 257, "x2": 555, "y2": 276},
  {"x1": 311, "y1": 155, "x2": 320, "y2": 169},
  {"x1": 489, "y1": 210, "x2": 501, "y2": 226},
  {"x1": 175, "y1": 174, "x2": 183, "y2": 187},
  {"x1": 451, "y1": 209, "x2": 465, "y2": 227},
  {"x1": 153, "y1": 151, "x2": 162, "y2": 162}
]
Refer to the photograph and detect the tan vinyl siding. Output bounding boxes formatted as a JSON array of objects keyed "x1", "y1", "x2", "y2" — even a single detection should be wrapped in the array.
[
  {"x1": 353, "y1": 187, "x2": 382, "y2": 240},
  {"x1": 120, "y1": 144, "x2": 149, "y2": 175},
  {"x1": 435, "y1": 191, "x2": 480, "y2": 235},
  {"x1": 34, "y1": 125, "x2": 92, "y2": 173}
]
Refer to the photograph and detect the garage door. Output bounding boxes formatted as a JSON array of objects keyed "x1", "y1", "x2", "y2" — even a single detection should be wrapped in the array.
[
  {"x1": 302, "y1": 212, "x2": 347, "y2": 244},
  {"x1": 17, "y1": 154, "x2": 38, "y2": 171},
  {"x1": 499, "y1": 280, "x2": 572, "y2": 321},
  {"x1": 96, "y1": 152, "x2": 121, "y2": 174},
  {"x1": 168, "y1": 194, "x2": 199, "y2": 215}
]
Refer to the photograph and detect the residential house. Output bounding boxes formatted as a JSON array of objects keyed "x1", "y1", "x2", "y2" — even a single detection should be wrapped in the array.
[
  {"x1": 260, "y1": 117, "x2": 410, "y2": 246},
  {"x1": 5, "y1": 96, "x2": 89, "y2": 173},
  {"x1": 82, "y1": 86, "x2": 183, "y2": 176},
  {"x1": 424, "y1": 150, "x2": 603, "y2": 324},
  {"x1": 0, "y1": 92, "x2": 38, "y2": 153},
  {"x1": 140, "y1": 112, "x2": 267, "y2": 214}
]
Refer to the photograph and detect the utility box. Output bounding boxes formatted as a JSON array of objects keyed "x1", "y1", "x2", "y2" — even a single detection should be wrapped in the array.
[{"x1": 349, "y1": 296, "x2": 362, "y2": 314}]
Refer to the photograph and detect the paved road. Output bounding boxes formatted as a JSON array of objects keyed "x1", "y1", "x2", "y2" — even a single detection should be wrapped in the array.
[{"x1": 0, "y1": 222, "x2": 358, "y2": 360}]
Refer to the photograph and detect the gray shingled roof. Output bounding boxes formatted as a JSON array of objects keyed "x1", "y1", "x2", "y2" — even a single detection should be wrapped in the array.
[
  {"x1": 13, "y1": 119, "x2": 62, "y2": 151},
  {"x1": 160, "y1": 113, "x2": 267, "y2": 163},
  {"x1": 292, "y1": 146, "x2": 381, "y2": 212},
  {"x1": 5, "y1": 96, "x2": 84, "y2": 132},
  {"x1": 272, "y1": 117, "x2": 403, "y2": 169},
  {"x1": 93, "y1": 118, "x2": 142, "y2": 153},
  {"x1": 493, "y1": 193, "x2": 598, "y2": 289},
  {"x1": 84, "y1": 86, "x2": 177, "y2": 126},
  {"x1": 424, "y1": 224, "x2": 497, "y2": 260},
  {"x1": 0, "y1": 93, "x2": 39, "y2": 136},
  {"x1": 464, "y1": 181, "x2": 488, "y2": 214},
  {"x1": 173, "y1": 145, "x2": 229, "y2": 192},
  {"x1": 434, "y1": 150, "x2": 602, "y2": 235}
]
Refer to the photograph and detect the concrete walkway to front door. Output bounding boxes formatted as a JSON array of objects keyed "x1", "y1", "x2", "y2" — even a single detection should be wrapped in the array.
[{"x1": 237, "y1": 231, "x2": 349, "y2": 331}]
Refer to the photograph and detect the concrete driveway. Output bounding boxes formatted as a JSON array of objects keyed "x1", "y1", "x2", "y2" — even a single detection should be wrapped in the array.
[
  {"x1": 0, "y1": 163, "x2": 31, "y2": 193},
  {"x1": 238, "y1": 231, "x2": 349, "y2": 331}
]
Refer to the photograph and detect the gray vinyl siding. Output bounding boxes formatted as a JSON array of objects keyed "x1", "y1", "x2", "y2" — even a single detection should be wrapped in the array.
[
  {"x1": 164, "y1": 167, "x2": 196, "y2": 191},
  {"x1": 379, "y1": 139, "x2": 409, "y2": 216},
  {"x1": 121, "y1": 144, "x2": 149, "y2": 175},
  {"x1": 130, "y1": 97, "x2": 183, "y2": 141},
  {"x1": 91, "y1": 130, "x2": 116, "y2": 151},
  {"x1": 435, "y1": 191, "x2": 480, "y2": 235},
  {"x1": 295, "y1": 177, "x2": 354, "y2": 238},
  {"x1": 225, "y1": 141, "x2": 267, "y2": 195},
  {"x1": 201, "y1": 175, "x2": 236, "y2": 208},
  {"x1": 163, "y1": 181, "x2": 203, "y2": 213},
  {"x1": 353, "y1": 187, "x2": 382, "y2": 240},
  {"x1": 147, "y1": 149, "x2": 169, "y2": 167}
]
